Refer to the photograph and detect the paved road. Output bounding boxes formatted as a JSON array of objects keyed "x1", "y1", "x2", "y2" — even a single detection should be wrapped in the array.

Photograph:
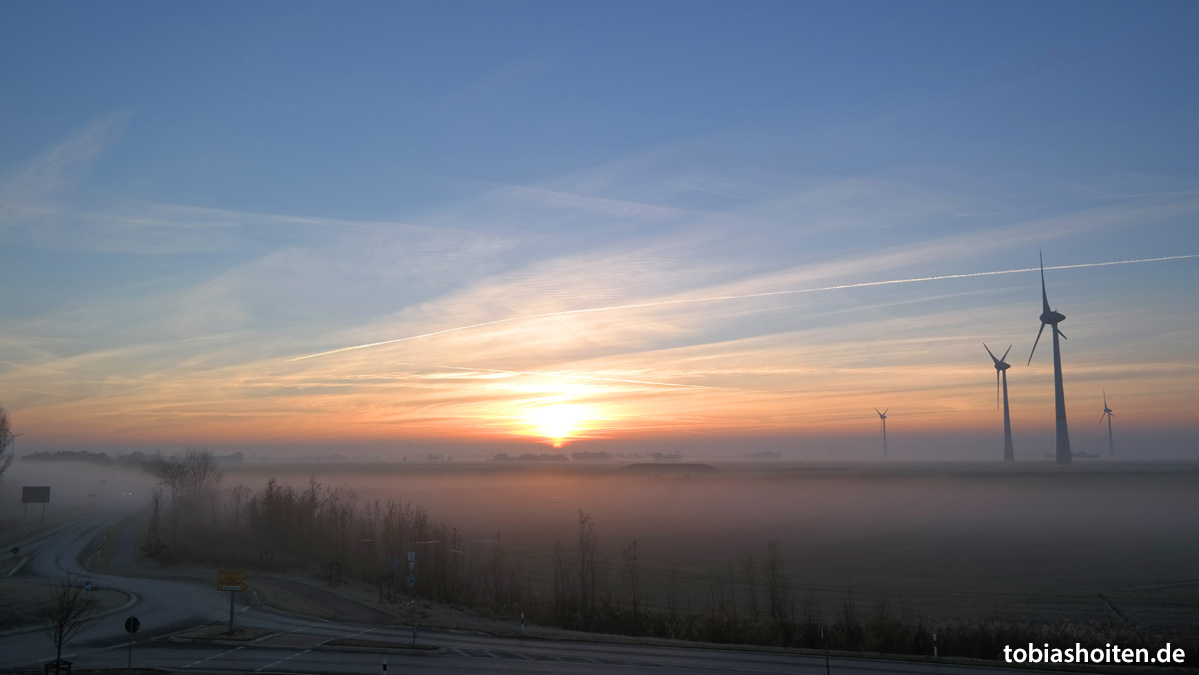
[{"x1": 0, "y1": 510, "x2": 1095, "y2": 675}]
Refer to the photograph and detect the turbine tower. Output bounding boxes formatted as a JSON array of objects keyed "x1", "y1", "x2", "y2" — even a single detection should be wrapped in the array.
[
  {"x1": 1099, "y1": 391, "x2": 1115, "y2": 457},
  {"x1": 874, "y1": 408, "x2": 889, "y2": 457},
  {"x1": 1027, "y1": 251, "x2": 1071, "y2": 465},
  {"x1": 984, "y1": 343, "x2": 1015, "y2": 461}
]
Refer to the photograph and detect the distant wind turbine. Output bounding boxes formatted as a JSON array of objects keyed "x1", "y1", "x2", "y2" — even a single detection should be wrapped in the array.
[
  {"x1": 1027, "y1": 251, "x2": 1072, "y2": 465},
  {"x1": 874, "y1": 408, "x2": 889, "y2": 457},
  {"x1": 1099, "y1": 391, "x2": 1115, "y2": 457},
  {"x1": 984, "y1": 343, "x2": 1015, "y2": 462}
]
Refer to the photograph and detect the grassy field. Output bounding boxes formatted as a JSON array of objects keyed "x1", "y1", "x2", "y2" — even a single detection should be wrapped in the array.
[{"x1": 220, "y1": 460, "x2": 1199, "y2": 632}]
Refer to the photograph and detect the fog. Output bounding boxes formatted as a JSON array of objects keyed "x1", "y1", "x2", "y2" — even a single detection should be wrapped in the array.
[
  {"x1": 0, "y1": 460, "x2": 157, "y2": 523},
  {"x1": 219, "y1": 460, "x2": 1199, "y2": 627},
  {"x1": 4, "y1": 456, "x2": 1195, "y2": 627}
]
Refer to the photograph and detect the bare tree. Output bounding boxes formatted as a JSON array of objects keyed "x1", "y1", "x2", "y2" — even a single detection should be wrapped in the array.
[
  {"x1": 145, "y1": 487, "x2": 165, "y2": 555},
  {"x1": 0, "y1": 405, "x2": 13, "y2": 486},
  {"x1": 764, "y1": 539, "x2": 792, "y2": 625},
  {"x1": 621, "y1": 539, "x2": 641, "y2": 631},
  {"x1": 42, "y1": 573, "x2": 98, "y2": 673},
  {"x1": 577, "y1": 510, "x2": 598, "y2": 614},
  {"x1": 145, "y1": 455, "x2": 189, "y2": 544},
  {"x1": 183, "y1": 446, "x2": 223, "y2": 493},
  {"x1": 228, "y1": 483, "x2": 251, "y2": 527}
]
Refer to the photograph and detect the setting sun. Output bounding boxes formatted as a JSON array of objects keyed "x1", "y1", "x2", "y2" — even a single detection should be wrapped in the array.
[{"x1": 524, "y1": 404, "x2": 591, "y2": 447}]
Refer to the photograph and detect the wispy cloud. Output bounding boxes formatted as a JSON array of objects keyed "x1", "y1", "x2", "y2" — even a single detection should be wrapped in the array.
[{"x1": 3, "y1": 121, "x2": 1199, "y2": 450}]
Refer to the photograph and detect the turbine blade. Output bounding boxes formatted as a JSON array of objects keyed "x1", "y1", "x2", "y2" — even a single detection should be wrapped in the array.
[
  {"x1": 1099, "y1": 412, "x2": 1106, "y2": 426},
  {"x1": 874, "y1": 407, "x2": 881, "y2": 417},
  {"x1": 1103, "y1": 390, "x2": 1108, "y2": 407},
  {"x1": 1028, "y1": 322, "x2": 1046, "y2": 364},
  {"x1": 983, "y1": 342, "x2": 998, "y2": 364},
  {"x1": 1057, "y1": 326, "x2": 1067, "y2": 340},
  {"x1": 883, "y1": 408, "x2": 889, "y2": 415},
  {"x1": 1001, "y1": 344, "x2": 1012, "y2": 362},
  {"x1": 1040, "y1": 251, "x2": 1051, "y2": 315}
]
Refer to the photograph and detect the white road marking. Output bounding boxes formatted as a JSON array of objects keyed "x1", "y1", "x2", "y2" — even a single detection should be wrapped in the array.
[
  {"x1": 256, "y1": 647, "x2": 312, "y2": 672},
  {"x1": 183, "y1": 645, "x2": 245, "y2": 668}
]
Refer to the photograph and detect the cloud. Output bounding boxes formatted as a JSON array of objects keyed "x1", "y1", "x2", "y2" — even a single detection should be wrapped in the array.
[{"x1": 0, "y1": 110, "x2": 132, "y2": 214}]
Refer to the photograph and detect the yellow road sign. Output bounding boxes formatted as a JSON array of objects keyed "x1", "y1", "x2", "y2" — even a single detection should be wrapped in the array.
[{"x1": 216, "y1": 570, "x2": 248, "y2": 590}]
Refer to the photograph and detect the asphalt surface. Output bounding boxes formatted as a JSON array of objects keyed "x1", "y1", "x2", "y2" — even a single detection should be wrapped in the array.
[{"x1": 0, "y1": 509, "x2": 1100, "y2": 675}]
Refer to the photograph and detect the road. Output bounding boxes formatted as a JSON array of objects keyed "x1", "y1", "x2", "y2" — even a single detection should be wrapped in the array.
[{"x1": 1, "y1": 510, "x2": 1094, "y2": 674}]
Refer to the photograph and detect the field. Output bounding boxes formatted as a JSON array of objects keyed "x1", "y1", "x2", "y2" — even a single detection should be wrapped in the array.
[{"x1": 216, "y1": 460, "x2": 1199, "y2": 631}]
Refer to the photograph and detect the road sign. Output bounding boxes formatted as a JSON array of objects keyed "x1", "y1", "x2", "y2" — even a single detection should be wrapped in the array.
[
  {"x1": 217, "y1": 570, "x2": 249, "y2": 591},
  {"x1": 407, "y1": 560, "x2": 415, "y2": 572},
  {"x1": 406, "y1": 575, "x2": 415, "y2": 588},
  {"x1": 406, "y1": 551, "x2": 415, "y2": 562},
  {"x1": 391, "y1": 556, "x2": 399, "y2": 569},
  {"x1": 83, "y1": 580, "x2": 93, "y2": 591},
  {"x1": 21, "y1": 486, "x2": 50, "y2": 504},
  {"x1": 124, "y1": 616, "x2": 140, "y2": 634}
]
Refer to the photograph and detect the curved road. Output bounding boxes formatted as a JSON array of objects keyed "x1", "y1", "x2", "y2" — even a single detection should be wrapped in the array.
[{"x1": 1, "y1": 510, "x2": 1094, "y2": 675}]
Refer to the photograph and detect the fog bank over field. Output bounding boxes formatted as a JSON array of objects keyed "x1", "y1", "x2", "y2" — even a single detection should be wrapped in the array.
[
  {"x1": 221, "y1": 460, "x2": 1199, "y2": 626},
  {"x1": 0, "y1": 460, "x2": 154, "y2": 521}
]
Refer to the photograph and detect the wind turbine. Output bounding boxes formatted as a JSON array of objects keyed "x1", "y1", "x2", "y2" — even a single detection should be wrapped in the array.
[
  {"x1": 984, "y1": 343, "x2": 1015, "y2": 462},
  {"x1": 1099, "y1": 391, "x2": 1115, "y2": 457},
  {"x1": 874, "y1": 408, "x2": 889, "y2": 457},
  {"x1": 1027, "y1": 251, "x2": 1071, "y2": 465}
]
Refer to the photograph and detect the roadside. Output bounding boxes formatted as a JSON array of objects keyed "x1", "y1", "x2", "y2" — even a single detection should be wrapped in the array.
[{"x1": 0, "y1": 583, "x2": 129, "y2": 633}]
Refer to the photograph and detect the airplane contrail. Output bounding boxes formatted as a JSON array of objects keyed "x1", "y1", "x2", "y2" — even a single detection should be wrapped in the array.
[
  {"x1": 290, "y1": 253, "x2": 1198, "y2": 362},
  {"x1": 395, "y1": 362, "x2": 722, "y2": 389}
]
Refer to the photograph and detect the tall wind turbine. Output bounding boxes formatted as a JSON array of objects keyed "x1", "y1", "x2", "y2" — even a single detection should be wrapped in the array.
[
  {"x1": 984, "y1": 343, "x2": 1015, "y2": 462},
  {"x1": 1027, "y1": 251, "x2": 1071, "y2": 465},
  {"x1": 1099, "y1": 391, "x2": 1115, "y2": 457},
  {"x1": 874, "y1": 408, "x2": 889, "y2": 457}
]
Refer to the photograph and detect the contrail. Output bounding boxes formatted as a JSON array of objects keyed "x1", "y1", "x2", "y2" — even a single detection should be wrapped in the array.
[
  {"x1": 395, "y1": 362, "x2": 722, "y2": 389},
  {"x1": 290, "y1": 253, "x2": 1198, "y2": 361}
]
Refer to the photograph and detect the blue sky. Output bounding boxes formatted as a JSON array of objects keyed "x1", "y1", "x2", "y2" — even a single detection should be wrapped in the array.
[{"x1": 1, "y1": 1, "x2": 1197, "y2": 458}]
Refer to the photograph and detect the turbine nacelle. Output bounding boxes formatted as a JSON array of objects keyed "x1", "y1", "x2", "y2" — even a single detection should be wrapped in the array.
[
  {"x1": 984, "y1": 343, "x2": 1012, "y2": 371},
  {"x1": 1039, "y1": 309, "x2": 1066, "y2": 325}
]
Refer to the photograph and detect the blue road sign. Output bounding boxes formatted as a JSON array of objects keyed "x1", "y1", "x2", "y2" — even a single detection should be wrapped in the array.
[
  {"x1": 391, "y1": 556, "x2": 399, "y2": 569},
  {"x1": 406, "y1": 575, "x2": 415, "y2": 588},
  {"x1": 83, "y1": 580, "x2": 93, "y2": 592}
]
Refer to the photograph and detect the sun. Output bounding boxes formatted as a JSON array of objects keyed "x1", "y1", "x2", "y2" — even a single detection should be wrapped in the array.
[{"x1": 524, "y1": 404, "x2": 590, "y2": 448}]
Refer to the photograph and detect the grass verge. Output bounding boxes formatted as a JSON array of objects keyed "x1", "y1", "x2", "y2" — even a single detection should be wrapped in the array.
[
  {"x1": 177, "y1": 626, "x2": 273, "y2": 641},
  {"x1": 252, "y1": 581, "x2": 337, "y2": 620},
  {"x1": 324, "y1": 637, "x2": 438, "y2": 650}
]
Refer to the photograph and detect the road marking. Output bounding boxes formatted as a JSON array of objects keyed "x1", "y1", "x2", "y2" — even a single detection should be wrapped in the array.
[
  {"x1": 183, "y1": 645, "x2": 245, "y2": 668},
  {"x1": 345, "y1": 626, "x2": 381, "y2": 639},
  {"x1": 287, "y1": 620, "x2": 326, "y2": 634},
  {"x1": 256, "y1": 647, "x2": 311, "y2": 672},
  {"x1": 450, "y1": 647, "x2": 468, "y2": 657}
]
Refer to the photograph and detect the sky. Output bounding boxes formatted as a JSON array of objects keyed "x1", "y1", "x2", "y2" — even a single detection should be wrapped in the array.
[{"x1": 1, "y1": 1, "x2": 1197, "y2": 459}]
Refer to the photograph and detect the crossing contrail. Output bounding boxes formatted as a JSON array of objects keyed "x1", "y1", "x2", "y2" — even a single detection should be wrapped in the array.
[
  {"x1": 290, "y1": 253, "x2": 1198, "y2": 362},
  {"x1": 396, "y1": 362, "x2": 722, "y2": 389}
]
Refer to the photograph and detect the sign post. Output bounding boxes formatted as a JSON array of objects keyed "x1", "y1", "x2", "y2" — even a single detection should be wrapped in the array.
[
  {"x1": 216, "y1": 570, "x2": 248, "y2": 633},
  {"x1": 390, "y1": 556, "x2": 399, "y2": 603},
  {"x1": 21, "y1": 486, "x2": 51, "y2": 522},
  {"x1": 406, "y1": 551, "x2": 415, "y2": 592},
  {"x1": 124, "y1": 616, "x2": 140, "y2": 672}
]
